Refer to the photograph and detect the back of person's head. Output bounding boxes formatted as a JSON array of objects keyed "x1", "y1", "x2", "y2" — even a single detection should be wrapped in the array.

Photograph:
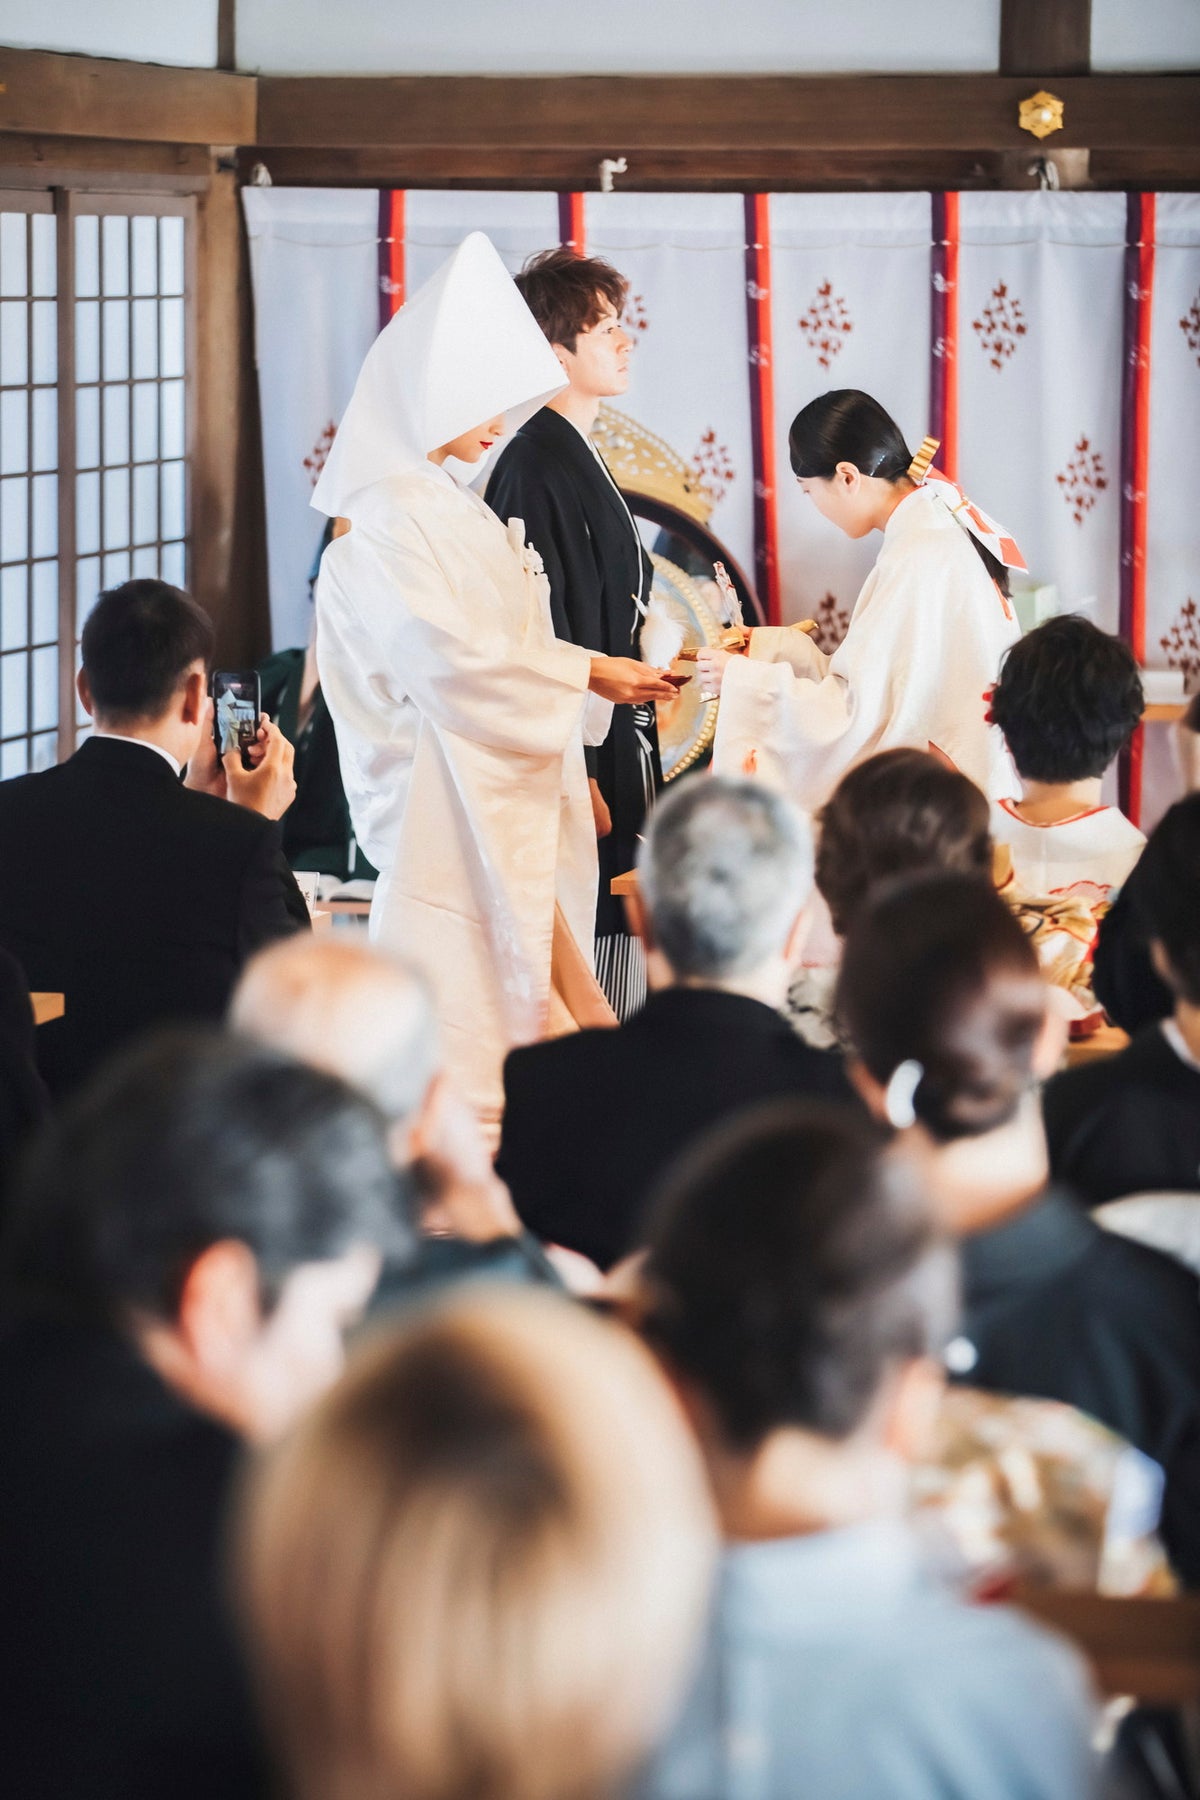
[
  {"x1": 789, "y1": 388, "x2": 911, "y2": 485},
  {"x1": 837, "y1": 873, "x2": 1047, "y2": 1143},
  {"x1": 989, "y1": 615, "x2": 1143, "y2": 783},
  {"x1": 816, "y1": 748, "x2": 992, "y2": 936},
  {"x1": 1, "y1": 1027, "x2": 408, "y2": 1328},
  {"x1": 231, "y1": 936, "x2": 440, "y2": 1129},
  {"x1": 637, "y1": 775, "x2": 813, "y2": 981},
  {"x1": 80, "y1": 578, "x2": 214, "y2": 725},
  {"x1": 642, "y1": 1101, "x2": 954, "y2": 1453},
  {"x1": 788, "y1": 389, "x2": 1009, "y2": 594},
  {"x1": 515, "y1": 246, "x2": 628, "y2": 353},
  {"x1": 239, "y1": 1288, "x2": 715, "y2": 1800},
  {"x1": 1130, "y1": 794, "x2": 1200, "y2": 1005}
]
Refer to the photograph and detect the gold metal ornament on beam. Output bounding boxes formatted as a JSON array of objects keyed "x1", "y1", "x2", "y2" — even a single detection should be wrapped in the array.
[{"x1": 1019, "y1": 91, "x2": 1064, "y2": 140}]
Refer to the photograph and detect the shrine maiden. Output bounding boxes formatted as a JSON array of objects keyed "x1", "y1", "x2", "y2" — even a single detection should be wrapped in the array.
[
  {"x1": 313, "y1": 233, "x2": 673, "y2": 1134},
  {"x1": 700, "y1": 390, "x2": 1024, "y2": 807}
]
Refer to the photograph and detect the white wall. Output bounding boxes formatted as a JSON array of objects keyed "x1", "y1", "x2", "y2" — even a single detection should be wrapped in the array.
[
  {"x1": 235, "y1": 0, "x2": 1001, "y2": 76},
  {"x1": 0, "y1": 0, "x2": 218, "y2": 67},
  {"x1": 1091, "y1": 0, "x2": 1200, "y2": 71}
]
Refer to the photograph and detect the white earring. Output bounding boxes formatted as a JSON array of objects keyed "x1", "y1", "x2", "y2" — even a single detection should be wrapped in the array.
[{"x1": 884, "y1": 1059, "x2": 924, "y2": 1130}]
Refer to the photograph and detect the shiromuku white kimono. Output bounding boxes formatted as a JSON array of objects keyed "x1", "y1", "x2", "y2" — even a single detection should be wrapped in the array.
[
  {"x1": 312, "y1": 233, "x2": 615, "y2": 1131},
  {"x1": 713, "y1": 483, "x2": 1023, "y2": 809}
]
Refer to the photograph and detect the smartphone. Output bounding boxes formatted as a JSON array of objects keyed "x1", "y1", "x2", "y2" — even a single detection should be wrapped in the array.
[{"x1": 211, "y1": 670, "x2": 261, "y2": 768}]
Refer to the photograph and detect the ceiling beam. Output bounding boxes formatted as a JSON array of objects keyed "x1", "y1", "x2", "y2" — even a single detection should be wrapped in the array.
[
  {"x1": 1000, "y1": 0, "x2": 1092, "y2": 77},
  {"x1": 254, "y1": 74, "x2": 1200, "y2": 155},
  {"x1": 0, "y1": 47, "x2": 255, "y2": 146}
]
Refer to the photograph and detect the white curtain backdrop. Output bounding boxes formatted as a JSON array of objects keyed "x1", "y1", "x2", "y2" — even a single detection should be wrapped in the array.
[
  {"x1": 585, "y1": 192, "x2": 755, "y2": 588},
  {"x1": 768, "y1": 194, "x2": 932, "y2": 641},
  {"x1": 243, "y1": 188, "x2": 379, "y2": 647},
  {"x1": 402, "y1": 190, "x2": 559, "y2": 292},
  {"x1": 957, "y1": 194, "x2": 1126, "y2": 636}
]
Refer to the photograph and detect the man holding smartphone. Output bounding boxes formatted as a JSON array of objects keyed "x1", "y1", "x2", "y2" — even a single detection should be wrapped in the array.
[{"x1": 0, "y1": 578, "x2": 309, "y2": 1098}]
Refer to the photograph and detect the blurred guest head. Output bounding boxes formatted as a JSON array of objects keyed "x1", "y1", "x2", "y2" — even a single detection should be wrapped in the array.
[
  {"x1": 837, "y1": 873, "x2": 1050, "y2": 1146},
  {"x1": 634, "y1": 776, "x2": 813, "y2": 1002},
  {"x1": 837, "y1": 874, "x2": 1060, "y2": 1231},
  {"x1": 816, "y1": 749, "x2": 992, "y2": 938},
  {"x1": 232, "y1": 936, "x2": 515, "y2": 1244},
  {"x1": 642, "y1": 1101, "x2": 954, "y2": 1534},
  {"x1": 990, "y1": 615, "x2": 1143, "y2": 786},
  {"x1": 1, "y1": 1029, "x2": 401, "y2": 1439},
  {"x1": 1132, "y1": 794, "x2": 1200, "y2": 1008},
  {"x1": 78, "y1": 578, "x2": 214, "y2": 760},
  {"x1": 239, "y1": 1288, "x2": 715, "y2": 1800}
]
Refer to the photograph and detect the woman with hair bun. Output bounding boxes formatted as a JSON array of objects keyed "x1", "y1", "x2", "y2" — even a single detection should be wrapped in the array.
[
  {"x1": 837, "y1": 870, "x2": 1200, "y2": 1589},
  {"x1": 698, "y1": 389, "x2": 1024, "y2": 809}
]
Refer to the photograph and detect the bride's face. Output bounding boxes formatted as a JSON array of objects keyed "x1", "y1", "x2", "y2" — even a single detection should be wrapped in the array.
[{"x1": 434, "y1": 415, "x2": 506, "y2": 465}]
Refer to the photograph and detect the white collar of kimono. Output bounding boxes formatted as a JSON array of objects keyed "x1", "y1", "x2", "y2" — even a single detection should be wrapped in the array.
[{"x1": 312, "y1": 231, "x2": 566, "y2": 519}]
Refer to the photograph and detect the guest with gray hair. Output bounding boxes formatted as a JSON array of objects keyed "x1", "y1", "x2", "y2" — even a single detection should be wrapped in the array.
[
  {"x1": 231, "y1": 936, "x2": 564, "y2": 1306},
  {"x1": 497, "y1": 776, "x2": 856, "y2": 1270}
]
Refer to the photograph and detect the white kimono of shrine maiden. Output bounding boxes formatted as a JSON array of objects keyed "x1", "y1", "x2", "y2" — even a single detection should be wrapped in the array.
[
  {"x1": 312, "y1": 232, "x2": 614, "y2": 1131},
  {"x1": 713, "y1": 484, "x2": 1022, "y2": 809}
]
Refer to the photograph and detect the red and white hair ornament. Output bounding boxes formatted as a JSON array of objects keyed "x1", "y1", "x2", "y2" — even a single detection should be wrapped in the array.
[{"x1": 906, "y1": 436, "x2": 1028, "y2": 575}]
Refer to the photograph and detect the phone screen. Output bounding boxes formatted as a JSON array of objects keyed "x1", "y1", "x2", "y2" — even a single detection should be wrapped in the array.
[{"x1": 212, "y1": 672, "x2": 260, "y2": 758}]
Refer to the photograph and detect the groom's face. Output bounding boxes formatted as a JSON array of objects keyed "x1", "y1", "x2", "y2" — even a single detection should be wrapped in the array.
[{"x1": 556, "y1": 300, "x2": 632, "y2": 400}]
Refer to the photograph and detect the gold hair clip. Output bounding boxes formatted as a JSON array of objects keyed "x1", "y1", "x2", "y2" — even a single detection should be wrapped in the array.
[{"x1": 906, "y1": 436, "x2": 940, "y2": 484}]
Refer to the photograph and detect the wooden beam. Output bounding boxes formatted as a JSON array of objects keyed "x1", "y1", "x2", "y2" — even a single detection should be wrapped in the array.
[
  {"x1": 0, "y1": 134, "x2": 212, "y2": 192},
  {"x1": 217, "y1": 0, "x2": 237, "y2": 74},
  {"x1": 191, "y1": 166, "x2": 271, "y2": 664},
  {"x1": 0, "y1": 47, "x2": 255, "y2": 146},
  {"x1": 1000, "y1": 0, "x2": 1092, "y2": 77},
  {"x1": 255, "y1": 75, "x2": 1200, "y2": 156},
  {"x1": 240, "y1": 144, "x2": 1096, "y2": 194}
]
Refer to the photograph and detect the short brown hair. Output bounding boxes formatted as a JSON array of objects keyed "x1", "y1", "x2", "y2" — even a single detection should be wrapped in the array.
[
  {"x1": 239, "y1": 1290, "x2": 714, "y2": 1800},
  {"x1": 816, "y1": 748, "x2": 992, "y2": 937},
  {"x1": 516, "y1": 247, "x2": 628, "y2": 353}
]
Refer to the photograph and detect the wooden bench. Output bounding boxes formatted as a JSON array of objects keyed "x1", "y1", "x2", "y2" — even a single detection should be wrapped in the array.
[
  {"x1": 1016, "y1": 1591, "x2": 1200, "y2": 1703},
  {"x1": 30, "y1": 992, "x2": 64, "y2": 1026}
]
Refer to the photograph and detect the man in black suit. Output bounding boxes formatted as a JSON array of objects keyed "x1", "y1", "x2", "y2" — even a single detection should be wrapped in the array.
[
  {"x1": 487, "y1": 248, "x2": 661, "y2": 1018},
  {"x1": 496, "y1": 777, "x2": 854, "y2": 1269},
  {"x1": 0, "y1": 1030, "x2": 402, "y2": 1799},
  {"x1": 0, "y1": 578, "x2": 308, "y2": 1098}
]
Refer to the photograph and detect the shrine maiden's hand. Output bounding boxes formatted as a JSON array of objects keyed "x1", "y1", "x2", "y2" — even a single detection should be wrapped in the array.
[
  {"x1": 589, "y1": 656, "x2": 677, "y2": 706},
  {"x1": 695, "y1": 645, "x2": 736, "y2": 697}
]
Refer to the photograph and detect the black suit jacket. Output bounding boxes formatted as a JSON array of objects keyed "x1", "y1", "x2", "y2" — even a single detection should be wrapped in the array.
[
  {"x1": 496, "y1": 986, "x2": 856, "y2": 1270},
  {"x1": 959, "y1": 1189, "x2": 1200, "y2": 1587},
  {"x1": 487, "y1": 407, "x2": 662, "y2": 935},
  {"x1": 1043, "y1": 1024, "x2": 1200, "y2": 1206},
  {"x1": 0, "y1": 1314, "x2": 267, "y2": 1798},
  {"x1": 0, "y1": 736, "x2": 308, "y2": 1098}
]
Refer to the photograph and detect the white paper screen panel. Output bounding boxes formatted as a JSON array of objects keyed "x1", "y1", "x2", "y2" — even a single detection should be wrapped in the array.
[{"x1": 235, "y1": 0, "x2": 1000, "y2": 76}]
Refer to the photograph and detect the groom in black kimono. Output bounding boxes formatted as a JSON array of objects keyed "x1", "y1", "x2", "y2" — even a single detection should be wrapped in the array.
[{"x1": 487, "y1": 248, "x2": 662, "y2": 1019}]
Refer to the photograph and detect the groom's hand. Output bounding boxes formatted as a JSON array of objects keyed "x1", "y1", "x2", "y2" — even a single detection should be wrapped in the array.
[
  {"x1": 589, "y1": 656, "x2": 676, "y2": 705},
  {"x1": 588, "y1": 778, "x2": 612, "y2": 840}
]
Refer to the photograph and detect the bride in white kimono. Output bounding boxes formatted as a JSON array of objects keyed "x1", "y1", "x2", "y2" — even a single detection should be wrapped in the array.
[
  {"x1": 313, "y1": 232, "x2": 674, "y2": 1135},
  {"x1": 699, "y1": 389, "x2": 1025, "y2": 809}
]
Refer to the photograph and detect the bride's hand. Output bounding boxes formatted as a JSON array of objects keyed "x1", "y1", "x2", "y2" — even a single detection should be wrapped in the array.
[{"x1": 589, "y1": 656, "x2": 677, "y2": 705}]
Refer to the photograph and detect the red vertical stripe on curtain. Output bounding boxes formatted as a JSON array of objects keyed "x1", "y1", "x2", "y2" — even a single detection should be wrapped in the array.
[
  {"x1": 930, "y1": 192, "x2": 960, "y2": 481},
  {"x1": 558, "y1": 193, "x2": 586, "y2": 254},
  {"x1": 1118, "y1": 192, "x2": 1156, "y2": 824},
  {"x1": 744, "y1": 194, "x2": 781, "y2": 626},
  {"x1": 377, "y1": 190, "x2": 406, "y2": 331}
]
